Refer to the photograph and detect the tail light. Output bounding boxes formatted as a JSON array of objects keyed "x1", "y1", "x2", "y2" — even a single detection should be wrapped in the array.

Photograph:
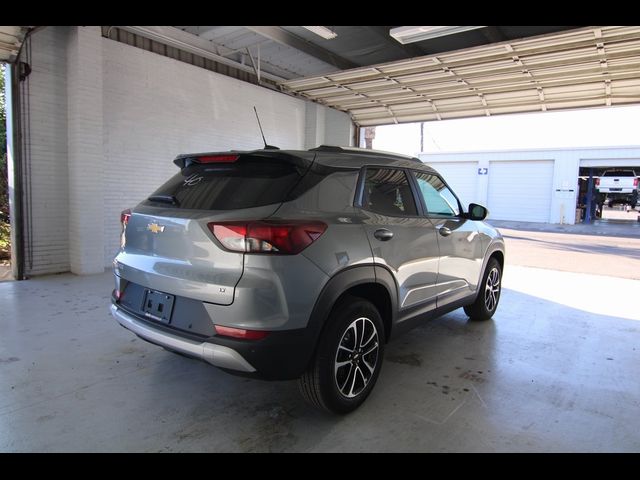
[
  {"x1": 214, "y1": 325, "x2": 269, "y2": 340},
  {"x1": 595, "y1": 178, "x2": 600, "y2": 187},
  {"x1": 634, "y1": 178, "x2": 638, "y2": 187},
  {"x1": 120, "y1": 209, "x2": 132, "y2": 249},
  {"x1": 209, "y1": 220, "x2": 327, "y2": 255}
]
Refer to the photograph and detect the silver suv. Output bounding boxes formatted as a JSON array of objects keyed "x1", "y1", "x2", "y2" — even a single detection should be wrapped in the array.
[{"x1": 110, "y1": 146, "x2": 505, "y2": 413}]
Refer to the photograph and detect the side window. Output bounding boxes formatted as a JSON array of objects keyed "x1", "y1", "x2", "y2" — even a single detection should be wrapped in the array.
[
  {"x1": 361, "y1": 168, "x2": 418, "y2": 217},
  {"x1": 414, "y1": 172, "x2": 460, "y2": 216}
]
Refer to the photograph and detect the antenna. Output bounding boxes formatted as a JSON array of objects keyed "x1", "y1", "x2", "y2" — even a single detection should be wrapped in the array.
[{"x1": 253, "y1": 106, "x2": 279, "y2": 150}]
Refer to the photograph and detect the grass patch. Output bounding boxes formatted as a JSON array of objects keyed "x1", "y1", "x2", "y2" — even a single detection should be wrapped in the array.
[{"x1": 0, "y1": 220, "x2": 10, "y2": 260}]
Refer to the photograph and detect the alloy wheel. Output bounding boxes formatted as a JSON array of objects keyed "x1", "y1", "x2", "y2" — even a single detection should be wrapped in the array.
[
  {"x1": 334, "y1": 317, "x2": 379, "y2": 398},
  {"x1": 484, "y1": 267, "x2": 500, "y2": 312}
]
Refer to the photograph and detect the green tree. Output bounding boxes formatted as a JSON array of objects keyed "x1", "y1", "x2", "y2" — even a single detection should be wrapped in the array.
[
  {"x1": 1, "y1": 63, "x2": 7, "y2": 215},
  {"x1": 0, "y1": 63, "x2": 5, "y2": 160},
  {"x1": 0, "y1": 63, "x2": 9, "y2": 260}
]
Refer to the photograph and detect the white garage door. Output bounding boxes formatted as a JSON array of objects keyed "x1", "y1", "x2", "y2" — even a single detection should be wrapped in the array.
[
  {"x1": 488, "y1": 160, "x2": 554, "y2": 222},
  {"x1": 429, "y1": 162, "x2": 478, "y2": 207}
]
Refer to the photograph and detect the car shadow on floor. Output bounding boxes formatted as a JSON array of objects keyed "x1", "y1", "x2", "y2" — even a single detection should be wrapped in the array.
[{"x1": 133, "y1": 287, "x2": 639, "y2": 452}]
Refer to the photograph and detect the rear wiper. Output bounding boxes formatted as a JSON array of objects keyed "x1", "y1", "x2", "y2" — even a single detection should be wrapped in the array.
[{"x1": 148, "y1": 194, "x2": 180, "y2": 206}]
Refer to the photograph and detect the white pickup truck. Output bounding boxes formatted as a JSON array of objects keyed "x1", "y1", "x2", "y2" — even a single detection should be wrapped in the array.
[{"x1": 596, "y1": 169, "x2": 639, "y2": 208}]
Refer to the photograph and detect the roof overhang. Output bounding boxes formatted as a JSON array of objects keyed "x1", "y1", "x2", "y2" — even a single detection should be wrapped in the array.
[
  {"x1": 0, "y1": 26, "x2": 31, "y2": 63},
  {"x1": 280, "y1": 26, "x2": 640, "y2": 126}
]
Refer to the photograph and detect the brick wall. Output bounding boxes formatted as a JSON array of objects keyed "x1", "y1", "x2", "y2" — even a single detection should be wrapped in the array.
[
  {"x1": 68, "y1": 26, "x2": 105, "y2": 274},
  {"x1": 20, "y1": 26, "x2": 353, "y2": 275}
]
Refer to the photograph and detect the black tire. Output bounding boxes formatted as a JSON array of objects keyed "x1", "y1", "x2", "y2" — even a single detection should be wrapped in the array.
[
  {"x1": 464, "y1": 258, "x2": 502, "y2": 321},
  {"x1": 298, "y1": 296, "x2": 385, "y2": 414}
]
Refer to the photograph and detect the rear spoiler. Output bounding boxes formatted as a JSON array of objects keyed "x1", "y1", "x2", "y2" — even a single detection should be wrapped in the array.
[{"x1": 310, "y1": 145, "x2": 422, "y2": 163}]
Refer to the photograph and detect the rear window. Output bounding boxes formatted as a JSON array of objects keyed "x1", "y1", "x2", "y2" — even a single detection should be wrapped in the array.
[
  {"x1": 603, "y1": 170, "x2": 636, "y2": 177},
  {"x1": 144, "y1": 158, "x2": 304, "y2": 210}
]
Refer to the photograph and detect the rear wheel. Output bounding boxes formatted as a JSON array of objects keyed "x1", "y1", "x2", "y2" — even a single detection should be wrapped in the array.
[
  {"x1": 464, "y1": 258, "x2": 502, "y2": 321},
  {"x1": 298, "y1": 297, "x2": 385, "y2": 414}
]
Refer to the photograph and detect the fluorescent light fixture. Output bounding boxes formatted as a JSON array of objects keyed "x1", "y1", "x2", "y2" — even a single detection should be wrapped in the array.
[
  {"x1": 302, "y1": 26, "x2": 338, "y2": 40},
  {"x1": 390, "y1": 26, "x2": 487, "y2": 44}
]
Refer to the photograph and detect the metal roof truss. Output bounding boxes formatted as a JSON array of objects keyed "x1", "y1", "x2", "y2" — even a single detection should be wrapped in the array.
[{"x1": 280, "y1": 26, "x2": 640, "y2": 126}]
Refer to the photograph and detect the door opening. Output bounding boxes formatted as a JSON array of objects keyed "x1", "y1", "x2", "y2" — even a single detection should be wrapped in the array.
[{"x1": 577, "y1": 166, "x2": 640, "y2": 225}]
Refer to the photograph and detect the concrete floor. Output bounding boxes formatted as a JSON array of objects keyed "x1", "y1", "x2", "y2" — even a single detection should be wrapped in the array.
[
  {"x1": 498, "y1": 228, "x2": 640, "y2": 280},
  {"x1": 1, "y1": 242, "x2": 640, "y2": 451}
]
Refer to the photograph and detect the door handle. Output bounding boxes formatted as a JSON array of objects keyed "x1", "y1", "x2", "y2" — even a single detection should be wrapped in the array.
[
  {"x1": 438, "y1": 227, "x2": 452, "y2": 237},
  {"x1": 374, "y1": 229, "x2": 394, "y2": 241}
]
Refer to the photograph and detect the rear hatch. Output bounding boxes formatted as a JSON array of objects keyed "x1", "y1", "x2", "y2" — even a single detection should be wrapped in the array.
[{"x1": 116, "y1": 151, "x2": 314, "y2": 305}]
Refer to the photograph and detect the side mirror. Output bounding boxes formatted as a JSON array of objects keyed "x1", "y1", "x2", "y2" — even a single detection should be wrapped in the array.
[{"x1": 468, "y1": 203, "x2": 488, "y2": 221}]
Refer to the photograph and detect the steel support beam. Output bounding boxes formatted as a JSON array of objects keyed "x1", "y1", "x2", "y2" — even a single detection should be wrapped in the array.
[
  {"x1": 364, "y1": 26, "x2": 425, "y2": 58},
  {"x1": 480, "y1": 26, "x2": 507, "y2": 43},
  {"x1": 117, "y1": 26, "x2": 287, "y2": 83},
  {"x1": 585, "y1": 168, "x2": 594, "y2": 223},
  {"x1": 245, "y1": 26, "x2": 358, "y2": 70}
]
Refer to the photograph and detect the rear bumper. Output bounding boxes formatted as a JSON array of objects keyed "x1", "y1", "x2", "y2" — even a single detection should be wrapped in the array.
[
  {"x1": 110, "y1": 304, "x2": 256, "y2": 373},
  {"x1": 110, "y1": 302, "x2": 319, "y2": 380},
  {"x1": 599, "y1": 189, "x2": 635, "y2": 194}
]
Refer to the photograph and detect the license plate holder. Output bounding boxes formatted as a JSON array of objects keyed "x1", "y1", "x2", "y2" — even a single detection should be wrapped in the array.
[{"x1": 142, "y1": 289, "x2": 175, "y2": 324}]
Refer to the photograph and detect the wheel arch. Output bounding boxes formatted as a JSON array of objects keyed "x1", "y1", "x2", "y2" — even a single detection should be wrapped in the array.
[{"x1": 306, "y1": 265, "x2": 397, "y2": 352}]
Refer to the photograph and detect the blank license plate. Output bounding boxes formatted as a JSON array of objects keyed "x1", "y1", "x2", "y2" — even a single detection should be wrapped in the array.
[{"x1": 142, "y1": 289, "x2": 175, "y2": 324}]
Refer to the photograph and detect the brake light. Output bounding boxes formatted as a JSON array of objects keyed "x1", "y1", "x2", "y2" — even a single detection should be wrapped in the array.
[
  {"x1": 214, "y1": 325, "x2": 270, "y2": 340},
  {"x1": 198, "y1": 155, "x2": 239, "y2": 164},
  {"x1": 120, "y1": 209, "x2": 132, "y2": 226},
  {"x1": 209, "y1": 220, "x2": 327, "y2": 254},
  {"x1": 634, "y1": 178, "x2": 638, "y2": 187},
  {"x1": 595, "y1": 178, "x2": 600, "y2": 187}
]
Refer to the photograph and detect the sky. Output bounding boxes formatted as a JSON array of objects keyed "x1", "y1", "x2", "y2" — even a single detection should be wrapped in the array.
[{"x1": 368, "y1": 104, "x2": 640, "y2": 156}]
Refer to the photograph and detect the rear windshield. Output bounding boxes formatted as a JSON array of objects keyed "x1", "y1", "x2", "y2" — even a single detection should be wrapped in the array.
[
  {"x1": 603, "y1": 170, "x2": 636, "y2": 177},
  {"x1": 144, "y1": 158, "x2": 304, "y2": 210}
]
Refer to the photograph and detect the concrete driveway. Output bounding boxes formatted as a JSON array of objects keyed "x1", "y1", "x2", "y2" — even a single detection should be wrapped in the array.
[{"x1": 1, "y1": 227, "x2": 639, "y2": 452}]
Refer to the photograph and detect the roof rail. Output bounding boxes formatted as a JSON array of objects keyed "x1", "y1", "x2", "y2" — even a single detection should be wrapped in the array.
[{"x1": 309, "y1": 145, "x2": 422, "y2": 163}]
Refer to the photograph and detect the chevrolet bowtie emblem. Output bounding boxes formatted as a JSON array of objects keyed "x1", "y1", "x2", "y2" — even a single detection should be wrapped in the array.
[{"x1": 147, "y1": 223, "x2": 165, "y2": 234}]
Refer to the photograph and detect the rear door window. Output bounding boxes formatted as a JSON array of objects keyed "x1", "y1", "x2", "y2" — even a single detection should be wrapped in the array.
[
  {"x1": 144, "y1": 158, "x2": 304, "y2": 210},
  {"x1": 361, "y1": 168, "x2": 418, "y2": 216}
]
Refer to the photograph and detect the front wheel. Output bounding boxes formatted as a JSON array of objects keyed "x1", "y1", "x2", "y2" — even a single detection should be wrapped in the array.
[
  {"x1": 464, "y1": 258, "x2": 502, "y2": 321},
  {"x1": 298, "y1": 297, "x2": 385, "y2": 414}
]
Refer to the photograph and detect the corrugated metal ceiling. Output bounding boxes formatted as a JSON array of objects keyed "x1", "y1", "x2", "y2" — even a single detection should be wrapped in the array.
[
  {"x1": 0, "y1": 26, "x2": 30, "y2": 63},
  {"x1": 281, "y1": 26, "x2": 640, "y2": 126}
]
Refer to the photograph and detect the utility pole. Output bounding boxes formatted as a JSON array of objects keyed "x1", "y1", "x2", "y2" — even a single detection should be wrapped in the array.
[{"x1": 364, "y1": 126, "x2": 376, "y2": 149}]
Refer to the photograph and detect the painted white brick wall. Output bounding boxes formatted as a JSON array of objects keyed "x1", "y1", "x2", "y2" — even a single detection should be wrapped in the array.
[
  {"x1": 325, "y1": 107, "x2": 354, "y2": 146},
  {"x1": 67, "y1": 26, "x2": 105, "y2": 274},
  {"x1": 23, "y1": 27, "x2": 70, "y2": 276},
  {"x1": 20, "y1": 27, "x2": 355, "y2": 274},
  {"x1": 304, "y1": 103, "x2": 325, "y2": 149},
  {"x1": 101, "y1": 39, "x2": 309, "y2": 266}
]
